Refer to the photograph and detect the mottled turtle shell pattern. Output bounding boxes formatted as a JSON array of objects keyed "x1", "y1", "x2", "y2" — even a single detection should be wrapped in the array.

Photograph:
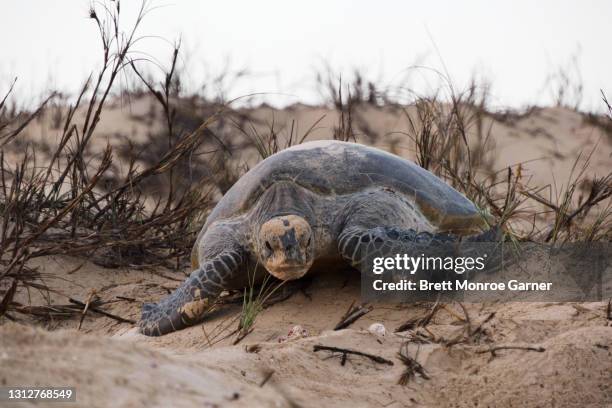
[{"x1": 202, "y1": 140, "x2": 484, "y2": 234}]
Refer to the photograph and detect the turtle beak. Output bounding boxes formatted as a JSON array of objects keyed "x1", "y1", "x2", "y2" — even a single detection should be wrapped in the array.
[
  {"x1": 267, "y1": 262, "x2": 312, "y2": 281},
  {"x1": 262, "y1": 233, "x2": 313, "y2": 280}
]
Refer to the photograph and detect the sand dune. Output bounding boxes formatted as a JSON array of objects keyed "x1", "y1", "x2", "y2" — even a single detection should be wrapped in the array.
[
  {"x1": 1, "y1": 101, "x2": 611, "y2": 407},
  {"x1": 2, "y1": 254, "x2": 611, "y2": 407}
]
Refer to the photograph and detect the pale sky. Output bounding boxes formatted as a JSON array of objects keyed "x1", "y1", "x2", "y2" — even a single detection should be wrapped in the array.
[{"x1": 2, "y1": 0, "x2": 611, "y2": 111}]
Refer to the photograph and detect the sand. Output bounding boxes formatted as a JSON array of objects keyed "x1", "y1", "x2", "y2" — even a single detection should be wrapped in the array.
[
  {"x1": 1, "y1": 255, "x2": 611, "y2": 407},
  {"x1": 1, "y1": 101, "x2": 611, "y2": 407}
]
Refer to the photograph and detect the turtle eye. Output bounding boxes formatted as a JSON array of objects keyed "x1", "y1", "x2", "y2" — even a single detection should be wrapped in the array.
[
  {"x1": 265, "y1": 241, "x2": 273, "y2": 251},
  {"x1": 306, "y1": 237, "x2": 311, "y2": 247}
]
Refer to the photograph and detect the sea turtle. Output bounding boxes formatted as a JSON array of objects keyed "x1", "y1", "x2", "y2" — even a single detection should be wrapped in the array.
[{"x1": 139, "y1": 140, "x2": 493, "y2": 336}]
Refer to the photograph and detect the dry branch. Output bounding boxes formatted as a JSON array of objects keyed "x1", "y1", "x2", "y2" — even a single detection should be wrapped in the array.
[
  {"x1": 397, "y1": 344, "x2": 429, "y2": 385},
  {"x1": 334, "y1": 301, "x2": 372, "y2": 330},
  {"x1": 68, "y1": 298, "x2": 135, "y2": 324},
  {"x1": 476, "y1": 344, "x2": 546, "y2": 357},
  {"x1": 395, "y1": 301, "x2": 441, "y2": 332},
  {"x1": 313, "y1": 344, "x2": 394, "y2": 366}
]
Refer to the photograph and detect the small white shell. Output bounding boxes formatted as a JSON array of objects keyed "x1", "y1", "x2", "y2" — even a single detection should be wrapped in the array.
[{"x1": 368, "y1": 323, "x2": 386, "y2": 338}]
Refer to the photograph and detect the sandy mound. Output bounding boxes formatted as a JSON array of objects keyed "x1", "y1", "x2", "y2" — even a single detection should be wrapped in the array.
[
  {"x1": 4, "y1": 255, "x2": 611, "y2": 407},
  {"x1": 433, "y1": 326, "x2": 612, "y2": 407},
  {"x1": 0, "y1": 323, "x2": 289, "y2": 408},
  {"x1": 2, "y1": 317, "x2": 610, "y2": 407}
]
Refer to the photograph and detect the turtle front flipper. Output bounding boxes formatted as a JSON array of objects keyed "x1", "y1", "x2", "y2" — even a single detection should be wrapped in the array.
[
  {"x1": 337, "y1": 188, "x2": 501, "y2": 272},
  {"x1": 338, "y1": 225, "x2": 501, "y2": 276},
  {"x1": 338, "y1": 225, "x2": 456, "y2": 268},
  {"x1": 139, "y1": 251, "x2": 244, "y2": 336}
]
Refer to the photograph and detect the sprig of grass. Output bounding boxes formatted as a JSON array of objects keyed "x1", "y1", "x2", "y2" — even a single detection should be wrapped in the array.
[{"x1": 233, "y1": 265, "x2": 285, "y2": 344}]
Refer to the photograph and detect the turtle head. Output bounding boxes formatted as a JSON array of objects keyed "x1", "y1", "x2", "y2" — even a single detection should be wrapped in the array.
[{"x1": 258, "y1": 215, "x2": 314, "y2": 280}]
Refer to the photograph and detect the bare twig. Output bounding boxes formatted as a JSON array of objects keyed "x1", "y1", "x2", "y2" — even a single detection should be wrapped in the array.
[
  {"x1": 259, "y1": 370, "x2": 275, "y2": 387},
  {"x1": 469, "y1": 311, "x2": 495, "y2": 338},
  {"x1": 395, "y1": 301, "x2": 440, "y2": 332},
  {"x1": 334, "y1": 301, "x2": 372, "y2": 330},
  {"x1": 476, "y1": 344, "x2": 546, "y2": 359},
  {"x1": 313, "y1": 344, "x2": 394, "y2": 366},
  {"x1": 68, "y1": 297, "x2": 135, "y2": 324},
  {"x1": 456, "y1": 302, "x2": 472, "y2": 334},
  {"x1": 397, "y1": 343, "x2": 429, "y2": 385},
  {"x1": 0, "y1": 279, "x2": 17, "y2": 316},
  {"x1": 115, "y1": 296, "x2": 137, "y2": 302},
  {"x1": 77, "y1": 290, "x2": 97, "y2": 330}
]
